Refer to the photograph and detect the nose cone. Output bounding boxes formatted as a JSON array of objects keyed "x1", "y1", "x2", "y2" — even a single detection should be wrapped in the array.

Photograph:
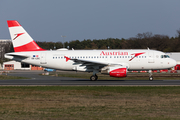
[{"x1": 170, "y1": 59, "x2": 177, "y2": 68}]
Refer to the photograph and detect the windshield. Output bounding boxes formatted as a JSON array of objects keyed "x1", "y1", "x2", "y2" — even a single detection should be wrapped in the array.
[{"x1": 161, "y1": 55, "x2": 170, "y2": 58}]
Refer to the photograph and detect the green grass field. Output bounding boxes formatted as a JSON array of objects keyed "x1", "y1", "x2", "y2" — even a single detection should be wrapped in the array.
[{"x1": 0, "y1": 86, "x2": 180, "y2": 120}]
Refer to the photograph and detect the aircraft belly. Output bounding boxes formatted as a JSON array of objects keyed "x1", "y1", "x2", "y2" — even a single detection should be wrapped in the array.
[
  {"x1": 48, "y1": 60, "x2": 75, "y2": 70},
  {"x1": 129, "y1": 61, "x2": 165, "y2": 70}
]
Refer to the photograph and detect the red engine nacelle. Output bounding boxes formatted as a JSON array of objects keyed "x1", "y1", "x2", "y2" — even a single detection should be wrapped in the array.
[{"x1": 109, "y1": 68, "x2": 127, "y2": 77}]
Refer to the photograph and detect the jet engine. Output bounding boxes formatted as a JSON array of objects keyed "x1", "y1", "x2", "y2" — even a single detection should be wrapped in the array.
[{"x1": 101, "y1": 65, "x2": 127, "y2": 77}]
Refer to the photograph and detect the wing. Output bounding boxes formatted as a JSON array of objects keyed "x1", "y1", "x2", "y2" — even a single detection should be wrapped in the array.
[{"x1": 64, "y1": 56, "x2": 128, "y2": 71}]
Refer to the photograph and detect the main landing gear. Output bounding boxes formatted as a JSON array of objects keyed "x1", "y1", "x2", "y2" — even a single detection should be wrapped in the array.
[
  {"x1": 90, "y1": 69, "x2": 99, "y2": 81},
  {"x1": 149, "y1": 70, "x2": 153, "y2": 81},
  {"x1": 90, "y1": 74, "x2": 98, "y2": 81}
]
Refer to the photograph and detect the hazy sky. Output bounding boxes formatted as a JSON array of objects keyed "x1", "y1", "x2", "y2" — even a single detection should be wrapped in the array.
[{"x1": 0, "y1": 0, "x2": 180, "y2": 43}]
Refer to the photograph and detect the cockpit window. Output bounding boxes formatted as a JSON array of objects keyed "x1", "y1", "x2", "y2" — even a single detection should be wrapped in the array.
[{"x1": 161, "y1": 55, "x2": 170, "y2": 58}]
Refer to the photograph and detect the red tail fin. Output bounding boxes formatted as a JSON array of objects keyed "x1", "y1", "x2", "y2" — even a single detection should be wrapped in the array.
[{"x1": 7, "y1": 20, "x2": 45, "y2": 52}]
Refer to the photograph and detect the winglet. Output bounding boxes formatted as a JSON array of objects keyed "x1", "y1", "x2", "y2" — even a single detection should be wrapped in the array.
[{"x1": 64, "y1": 56, "x2": 71, "y2": 62}]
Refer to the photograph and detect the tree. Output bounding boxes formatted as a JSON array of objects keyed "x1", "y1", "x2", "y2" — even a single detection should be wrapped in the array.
[{"x1": 177, "y1": 28, "x2": 180, "y2": 39}]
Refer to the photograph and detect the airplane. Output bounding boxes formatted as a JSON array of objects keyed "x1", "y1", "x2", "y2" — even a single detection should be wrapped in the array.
[{"x1": 5, "y1": 20, "x2": 177, "y2": 81}]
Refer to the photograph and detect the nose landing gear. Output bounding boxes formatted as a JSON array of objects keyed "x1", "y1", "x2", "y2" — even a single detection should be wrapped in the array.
[{"x1": 149, "y1": 70, "x2": 153, "y2": 81}]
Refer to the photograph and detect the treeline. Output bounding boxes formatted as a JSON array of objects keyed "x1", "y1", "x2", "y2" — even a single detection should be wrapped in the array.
[{"x1": 35, "y1": 32, "x2": 180, "y2": 52}]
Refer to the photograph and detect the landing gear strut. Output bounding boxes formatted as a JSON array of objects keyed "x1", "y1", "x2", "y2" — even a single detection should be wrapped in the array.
[
  {"x1": 90, "y1": 74, "x2": 98, "y2": 81},
  {"x1": 90, "y1": 69, "x2": 99, "y2": 81},
  {"x1": 149, "y1": 70, "x2": 153, "y2": 81}
]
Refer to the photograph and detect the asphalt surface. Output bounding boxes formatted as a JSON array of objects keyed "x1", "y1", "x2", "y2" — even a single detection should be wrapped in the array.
[{"x1": 0, "y1": 70, "x2": 180, "y2": 86}]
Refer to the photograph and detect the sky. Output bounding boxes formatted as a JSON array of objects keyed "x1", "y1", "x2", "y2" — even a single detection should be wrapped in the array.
[{"x1": 0, "y1": 0, "x2": 180, "y2": 43}]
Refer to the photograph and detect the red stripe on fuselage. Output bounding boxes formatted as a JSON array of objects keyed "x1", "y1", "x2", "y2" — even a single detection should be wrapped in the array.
[
  {"x1": 7, "y1": 20, "x2": 21, "y2": 27},
  {"x1": 14, "y1": 41, "x2": 45, "y2": 52},
  {"x1": 129, "y1": 52, "x2": 145, "y2": 61}
]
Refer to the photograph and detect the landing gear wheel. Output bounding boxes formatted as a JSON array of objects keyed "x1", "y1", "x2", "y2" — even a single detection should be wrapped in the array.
[
  {"x1": 149, "y1": 70, "x2": 153, "y2": 81},
  {"x1": 95, "y1": 74, "x2": 98, "y2": 80},
  {"x1": 149, "y1": 77, "x2": 153, "y2": 81},
  {"x1": 90, "y1": 75, "x2": 98, "y2": 81}
]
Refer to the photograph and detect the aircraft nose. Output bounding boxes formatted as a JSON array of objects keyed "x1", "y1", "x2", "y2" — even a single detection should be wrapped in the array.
[{"x1": 170, "y1": 59, "x2": 177, "y2": 67}]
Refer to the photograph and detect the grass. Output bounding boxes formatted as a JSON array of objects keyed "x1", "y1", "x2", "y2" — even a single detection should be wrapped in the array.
[
  {"x1": 50, "y1": 71, "x2": 180, "y2": 80},
  {"x1": 0, "y1": 86, "x2": 180, "y2": 119},
  {"x1": 0, "y1": 75, "x2": 27, "y2": 80}
]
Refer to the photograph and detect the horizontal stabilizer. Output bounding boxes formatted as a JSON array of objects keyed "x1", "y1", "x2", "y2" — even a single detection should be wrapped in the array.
[{"x1": 5, "y1": 53, "x2": 30, "y2": 58}]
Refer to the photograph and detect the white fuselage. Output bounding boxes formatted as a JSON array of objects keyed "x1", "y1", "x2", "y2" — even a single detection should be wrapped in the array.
[{"x1": 5, "y1": 49, "x2": 177, "y2": 71}]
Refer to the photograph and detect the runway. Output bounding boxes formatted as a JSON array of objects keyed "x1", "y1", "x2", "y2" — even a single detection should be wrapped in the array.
[{"x1": 0, "y1": 70, "x2": 180, "y2": 86}]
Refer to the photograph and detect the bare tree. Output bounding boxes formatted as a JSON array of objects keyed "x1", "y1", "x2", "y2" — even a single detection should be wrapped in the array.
[{"x1": 177, "y1": 29, "x2": 180, "y2": 39}]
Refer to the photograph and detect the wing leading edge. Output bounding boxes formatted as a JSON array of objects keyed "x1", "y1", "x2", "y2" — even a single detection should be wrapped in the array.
[{"x1": 64, "y1": 56, "x2": 129, "y2": 68}]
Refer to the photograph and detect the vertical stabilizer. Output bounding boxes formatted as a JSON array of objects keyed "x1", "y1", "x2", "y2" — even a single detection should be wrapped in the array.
[{"x1": 7, "y1": 20, "x2": 45, "y2": 52}]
